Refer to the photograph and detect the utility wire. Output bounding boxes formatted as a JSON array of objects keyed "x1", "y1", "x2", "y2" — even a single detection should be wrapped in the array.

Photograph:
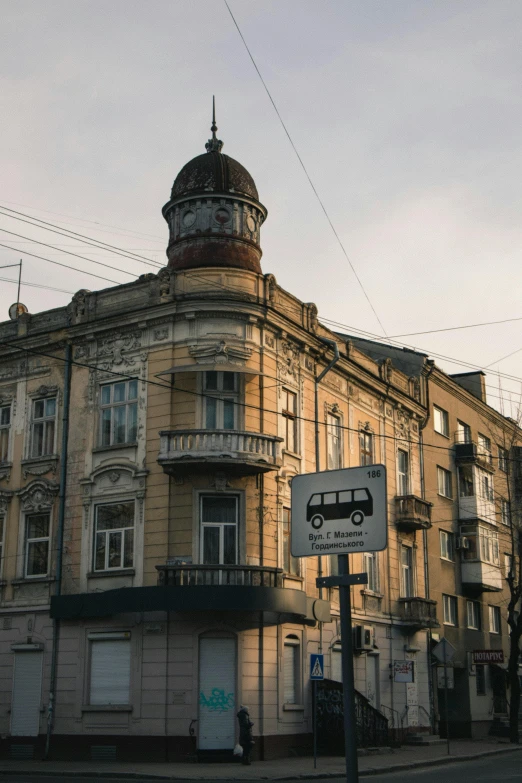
[
  {"x1": 389, "y1": 316, "x2": 522, "y2": 339},
  {"x1": 1, "y1": 337, "x2": 520, "y2": 465},
  {"x1": 223, "y1": 0, "x2": 388, "y2": 337},
  {"x1": 0, "y1": 242, "x2": 119, "y2": 285},
  {"x1": 0, "y1": 276, "x2": 73, "y2": 295}
]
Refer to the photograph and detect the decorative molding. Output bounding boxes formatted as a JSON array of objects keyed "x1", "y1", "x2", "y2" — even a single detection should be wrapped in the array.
[
  {"x1": 277, "y1": 340, "x2": 300, "y2": 384},
  {"x1": 188, "y1": 340, "x2": 252, "y2": 366},
  {"x1": 22, "y1": 459, "x2": 58, "y2": 480},
  {"x1": 98, "y1": 331, "x2": 142, "y2": 368},
  {"x1": 17, "y1": 479, "x2": 59, "y2": 513},
  {"x1": 210, "y1": 472, "x2": 231, "y2": 492},
  {"x1": 265, "y1": 333, "x2": 275, "y2": 349},
  {"x1": 394, "y1": 406, "x2": 412, "y2": 442},
  {"x1": 32, "y1": 384, "x2": 58, "y2": 399},
  {"x1": 0, "y1": 489, "x2": 13, "y2": 514},
  {"x1": 153, "y1": 327, "x2": 169, "y2": 342},
  {"x1": 0, "y1": 466, "x2": 11, "y2": 483},
  {"x1": 108, "y1": 471, "x2": 120, "y2": 484}
]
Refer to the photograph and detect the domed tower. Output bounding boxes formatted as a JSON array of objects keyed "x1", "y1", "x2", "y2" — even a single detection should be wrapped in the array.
[{"x1": 162, "y1": 101, "x2": 267, "y2": 274}]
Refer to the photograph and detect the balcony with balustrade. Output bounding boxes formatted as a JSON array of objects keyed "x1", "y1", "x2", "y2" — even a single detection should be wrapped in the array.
[
  {"x1": 397, "y1": 597, "x2": 439, "y2": 629},
  {"x1": 158, "y1": 429, "x2": 283, "y2": 475},
  {"x1": 395, "y1": 495, "x2": 432, "y2": 531}
]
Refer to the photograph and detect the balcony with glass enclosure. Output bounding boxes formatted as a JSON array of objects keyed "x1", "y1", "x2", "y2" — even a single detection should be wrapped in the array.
[
  {"x1": 458, "y1": 464, "x2": 496, "y2": 524},
  {"x1": 459, "y1": 523, "x2": 502, "y2": 593},
  {"x1": 454, "y1": 431, "x2": 494, "y2": 472}
]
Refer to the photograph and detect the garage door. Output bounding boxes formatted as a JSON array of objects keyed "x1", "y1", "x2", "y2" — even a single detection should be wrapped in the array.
[
  {"x1": 198, "y1": 637, "x2": 236, "y2": 750},
  {"x1": 11, "y1": 651, "x2": 43, "y2": 736}
]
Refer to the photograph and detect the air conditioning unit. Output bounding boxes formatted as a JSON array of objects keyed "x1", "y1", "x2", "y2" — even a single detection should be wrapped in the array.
[
  {"x1": 456, "y1": 536, "x2": 470, "y2": 550},
  {"x1": 353, "y1": 624, "x2": 374, "y2": 651}
]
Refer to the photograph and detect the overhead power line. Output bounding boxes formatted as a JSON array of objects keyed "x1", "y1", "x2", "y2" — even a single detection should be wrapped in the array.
[
  {"x1": 0, "y1": 276, "x2": 73, "y2": 295},
  {"x1": 0, "y1": 242, "x2": 120, "y2": 285},
  {"x1": 223, "y1": 0, "x2": 387, "y2": 337},
  {"x1": 389, "y1": 316, "x2": 522, "y2": 339}
]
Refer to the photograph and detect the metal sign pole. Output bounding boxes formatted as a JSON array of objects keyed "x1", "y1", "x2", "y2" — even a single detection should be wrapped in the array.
[
  {"x1": 338, "y1": 553, "x2": 359, "y2": 783},
  {"x1": 443, "y1": 650, "x2": 450, "y2": 755},
  {"x1": 313, "y1": 679, "x2": 317, "y2": 769}
]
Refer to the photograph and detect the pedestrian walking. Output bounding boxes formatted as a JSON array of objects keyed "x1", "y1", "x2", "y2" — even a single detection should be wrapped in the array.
[{"x1": 237, "y1": 704, "x2": 254, "y2": 765}]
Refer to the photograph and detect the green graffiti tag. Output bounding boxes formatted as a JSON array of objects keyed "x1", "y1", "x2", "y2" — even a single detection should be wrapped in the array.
[{"x1": 199, "y1": 688, "x2": 235, "y2": 712}]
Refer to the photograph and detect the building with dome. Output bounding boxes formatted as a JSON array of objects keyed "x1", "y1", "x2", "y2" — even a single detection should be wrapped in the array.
[{"x1": 0, "y1": 113, "x2": 518, "y2": 761}]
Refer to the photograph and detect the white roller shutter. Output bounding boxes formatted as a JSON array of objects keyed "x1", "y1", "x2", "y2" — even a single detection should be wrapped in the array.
[
  {"x1": 11, "y1": 651, "x2": 43, "y2": 736},
  {"x1": 198, "y1": 637, "x2": 236, "y2": 750},
  {"x1": 283, "y1": 642, "x2": 298, "y2": 704},
  {"x1": 90, "y1": 639, "x2": 131, "y2": 705}
]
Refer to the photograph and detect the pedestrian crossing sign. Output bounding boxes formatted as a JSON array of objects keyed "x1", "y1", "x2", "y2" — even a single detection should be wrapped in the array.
[{"x1": 310, "y1": 653, "x2": 324, "y2": 680}]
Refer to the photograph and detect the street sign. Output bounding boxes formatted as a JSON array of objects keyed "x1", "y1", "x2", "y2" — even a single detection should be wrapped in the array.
[
  {"x1": 393, "y1": 660, "x2": 414, "y2": 683},
  {"x1": 290, "y1": 466, "x2": 387, "y2": 557},
  {"x1": 432, "y1": 638, "x2": 456, "y2": 664},
  {"x1": 310, "y1": 653, "x2": 324, "y2": 680},
  {"x1": 472, "y1": 650, "x2": 504, "y2": 664}
]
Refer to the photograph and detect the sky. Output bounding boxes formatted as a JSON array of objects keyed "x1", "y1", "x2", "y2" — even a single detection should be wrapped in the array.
[{"x1": 1, "y1": 0, "x2": 521, "y2": 416}]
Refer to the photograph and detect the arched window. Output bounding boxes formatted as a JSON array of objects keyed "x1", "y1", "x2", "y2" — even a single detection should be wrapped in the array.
[{"x1": 283, "y1": 634, "x2": 301, "y2": 705}]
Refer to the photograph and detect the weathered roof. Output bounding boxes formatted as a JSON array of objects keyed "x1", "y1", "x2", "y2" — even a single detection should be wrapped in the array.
[{"x1": 171, "y1": 150, "x2": 259, "y2": 201}]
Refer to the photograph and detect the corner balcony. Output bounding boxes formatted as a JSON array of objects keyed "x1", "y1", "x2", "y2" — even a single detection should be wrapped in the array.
[
  {"x1": 461, "y1": 561, "x2": 502, "y2": 593},
  {"x1": 398, "y1": 597, "x2": 439, "y2": 629},
  {"x1": 395, "y1": 495, "x2": 432, "y2": 531},
  {"x1": 454, "y1": 440, "x2": 494, "y2": 472},
  {"x1": 158, "y1": 429, "x2": 283, "y2": 476}
]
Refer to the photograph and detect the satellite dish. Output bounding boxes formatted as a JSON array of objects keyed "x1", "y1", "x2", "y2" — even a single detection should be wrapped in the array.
[{"x1": 8, "y1": 302, "x2": 28, "y2": 320}]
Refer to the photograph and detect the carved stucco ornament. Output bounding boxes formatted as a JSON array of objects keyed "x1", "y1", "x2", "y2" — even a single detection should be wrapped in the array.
[
  {"x1": 98, "y1": 331, "x2": 142, "y2": 367},
  {"x1": 0, "y1": 489, "x2": 13, "y2": 514},
  {"x1": 17, "y1": 479, "x2": 59, "y2": 512},
  {"x1": 189, "y1": 340, "x2": 252, "y2": 366}
]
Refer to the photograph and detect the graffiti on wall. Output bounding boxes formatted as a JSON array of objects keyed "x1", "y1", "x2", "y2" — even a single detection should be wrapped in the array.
[{"x1": 199, "y1": 688, "x2": 235, "y2": 712}]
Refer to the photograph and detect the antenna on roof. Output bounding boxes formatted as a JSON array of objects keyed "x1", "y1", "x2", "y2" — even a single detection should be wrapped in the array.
[{"x1": 205, "y1": 96, "x2": 223, "y2": 153}]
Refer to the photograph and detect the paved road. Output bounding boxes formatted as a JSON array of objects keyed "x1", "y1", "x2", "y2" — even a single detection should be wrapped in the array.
[{"x1": 1, "y1": 752, "x2": 522, "y2": 783}]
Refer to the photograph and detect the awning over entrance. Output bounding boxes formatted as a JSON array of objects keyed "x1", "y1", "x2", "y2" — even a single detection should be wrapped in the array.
[{"x1": 51, "y1": 584, "x2": 308, "y2": 620}]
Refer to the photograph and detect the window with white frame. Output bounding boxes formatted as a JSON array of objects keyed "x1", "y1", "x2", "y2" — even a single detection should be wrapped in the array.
[
  {"x1": 200, "y1": 495, "x2": 238, "y2": 565},
  {"x1": 31, "y1": 397, "x2": 56, "y2": 458},
  {"x1": 501, "y1": 499, "x2": 511, "y2": 526},
  {"x1": 283, "y1": 507, "x2": 299, "y2": 575},
  {"x1": 440, "y1": 530, "x2": 455, "y2": 561},
  {"x1": 459, "y1": 464, "x2": 474, "y2": 497},
  {"x1": 479, "y1": 528, "x2": 499, "y2": 565},
  {"x1": 100, "y1": 380, "x2": 138, "y2": 446},
  {"x1": 400, "y1": 545, "x2": 414, "y2": 597},
  {"x1": 437, "y1": 466, "x2": 452, "y2": 498},
  {"x1": 89, "y1": 632, "x2": 131, "y2": 705},
  {"x1": 326, "y1": 413, "x2": 342, "y2": 470},
  {"x1": 25, "y1": 513, "x2": 50, "y2": 577},
  {"x1": 479, "y1": 471, "x2": 494, "y2": 502},
  {"x1": 466, "y1": 600, "x2": 481, "y2": 630},
  {"x1": 478, "y1": 433, "x2": 492, "y2": 464},
  {"x1": 498, "y1": 446, "x2": 509, "y2": 473},
  {"x1": 457, "y1": 420, "x2": 471, "y2": 443},
  {"x1": 443, "y1": 594, "x2": 458, "y2": 626},
  {"x1": 363, "y1": 551, "x2": 379, "y2": 592},
  {"x1": 359, "y1": 430, "x2": 374, "y2": 466},
  {"x1": 397, "y1": 450, "x2": 409, "y2": 496},
  {"x1": 433, "y1": 406, "x2": 449, "y2": 437},
  {"x1": 488, "y1": 605, "x2": 501, "y2": 634},
  {"x1": 0, "y1": 404, "x2": 11, "y2": 462},
  {"x1": 282, "y1": 389, "x2": 298, "y2": 453},
  {"x1": 94, "y1": 502, "x2": 134, "y2": 571},
  {"x1": 203, "y1": 371, "x2": 238, "y2": 430},
  {"x1": 283, "y1": 634, "x2": 301, "y2": 705}
]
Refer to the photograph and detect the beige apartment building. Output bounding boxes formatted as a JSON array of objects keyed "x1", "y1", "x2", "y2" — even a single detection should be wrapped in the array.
[{"x1": 0, "y1": 119, "x2": 518, "y2": 760}]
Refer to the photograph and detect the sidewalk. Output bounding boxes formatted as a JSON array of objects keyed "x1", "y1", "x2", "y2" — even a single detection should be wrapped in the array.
[{"x1": 0, "y1": 739, "x2": 520, "y2": 780}]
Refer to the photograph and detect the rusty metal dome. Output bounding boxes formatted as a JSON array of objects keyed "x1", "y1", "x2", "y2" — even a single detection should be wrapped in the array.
[{"x1": 171, "y1": 150, "x2": 259, "y2": 201}]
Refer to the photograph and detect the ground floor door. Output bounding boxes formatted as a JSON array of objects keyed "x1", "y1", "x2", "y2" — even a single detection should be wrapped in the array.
[
  {"x1": 10, "y1": 650, "x2": 43, "y2": 736},
  {"x1": 198, "y1": 637, "x2": 236, "y2": 750}
]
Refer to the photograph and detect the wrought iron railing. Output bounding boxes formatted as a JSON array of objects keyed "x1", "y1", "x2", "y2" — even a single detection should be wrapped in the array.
[
  {"x1": 380, "y1": 704, "x2": 406, "y2": 746},
  {"x1": 156, "y1": 563, "x2": 283, "y2": 587},
  {"x1": 316, "y1": 679, "x2": 388, "y2": 751}
]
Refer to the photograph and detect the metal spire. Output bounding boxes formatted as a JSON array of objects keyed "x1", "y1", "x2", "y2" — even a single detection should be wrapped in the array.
[{"x1": 205, "y1": 96, "x2": 224, "y2": 153}]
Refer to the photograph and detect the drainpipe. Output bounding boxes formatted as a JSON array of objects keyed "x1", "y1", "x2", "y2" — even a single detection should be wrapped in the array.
[
  {"x1": 44, "y1": 342, "x2": 72, "y2": 759},
  {"x1": 419, "y1": 361, "x2": 435, "y2": 733},
  {"x1": 314, "y1": 337, "x2": 340, "y2": 657}
]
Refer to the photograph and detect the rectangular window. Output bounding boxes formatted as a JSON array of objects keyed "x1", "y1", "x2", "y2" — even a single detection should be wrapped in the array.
[
  {"x1": 283, "y1": 507, "x2": 299, "y2": 575},
  {"x1": 479, "y1": 471, "x2": 494, "y2": 502},
  {"x1": 89, "y1": 634, "x2": 131, "y2": 705},
  {"x1": 400, "y1": 545, "x2": 413, "y2": 598},
  {"x1": 433, "y1": 406, "x2": 449, "y2": 436},
  {"x1": 478, "y1": 528, "x2": 499, "y2": 565},
  {"x1": 501, "y1": 499, "x2": 511, "y2": 526},
  {"x1": 443, "y1": 594, "x2": 458, "y2": 626},
  {"x1": 100, "y1": 380, "x2": 138, "y2": 446},
  {"x1": 505, "y1": 554, "x2": 514, "y2": 580},
  {"x1": 478, "y1": 433, "x2": 492, "y2": 464},
  {"x1": 283, "y1": 635, "x2": 301, "y2": 705},
  {"x1": 203, "y1": 371, "x2": 238, "y2": 430},
  {"x1": 25, "y1": 513, "x2": 50, "y2": 577},
  {"x1": 0, "y1": 404, "x2": 11, "y2": 462},
  {"x1": 459, "y1": 464, "x2": 474, "y2": 497},
  {"x1": 94, "y1": 502, "x2": 134, "y2": 571},
  {"x1": 282, "y1": 389, "x2": 298, "y2": 453},
  {"x1": 0, "y1": 515, "x2": 4, "y2": 576},
  {"x1": 359, "y1": 430, "x2": 374, "y2": 467},
  {"x1": 476, "y1": 664, "x2": 486, "y2": 695},
  {"x1": 457, "y1": 420, "x2": 471, "y2": 443},
  {"x1": 327, "y1": 413, "x2": 342, "y2": 470},
  {"x1": 363, "y1": 551, "x2": 379, "y2": 592},
  {"x1": 498, "y1": 447, "x2": 509, "y2": 473},
  {"x1": 489, "y1": 605, "x2": 501, "y2": 634},
  {"x1": 397, "y1": 450, "x2": 409, "y2": 495},
  {"x1": 467, "y1": 600, "x2": 481, "y2": 630},
  {"x1": 31, "y1": 397, "x2": 56, "y2": 457},
  {"x1": 200, "y1": 495, "x2": 238, "y2": 566},
  {"x1": 437, "y1": 466, "x2": 452, "y2": 498},
  {"x1": 440, "y1": 530, "x2": 455, "y2": 561}
]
